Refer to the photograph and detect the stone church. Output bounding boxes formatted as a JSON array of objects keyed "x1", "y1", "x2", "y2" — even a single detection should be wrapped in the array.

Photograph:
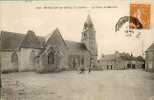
[{"x1": 0, "y1": 15, "x2": 97, "y2": 73}]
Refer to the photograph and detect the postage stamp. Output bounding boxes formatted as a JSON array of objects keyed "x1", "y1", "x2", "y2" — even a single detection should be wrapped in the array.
[{"x1": 130, "y1": 4, "x2": 151, "y2": 29}]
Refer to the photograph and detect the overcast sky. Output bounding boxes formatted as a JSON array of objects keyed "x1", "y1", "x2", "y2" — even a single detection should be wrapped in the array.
[{"x1": 0, "y1": 0, "x2": 154, "y2": 58}]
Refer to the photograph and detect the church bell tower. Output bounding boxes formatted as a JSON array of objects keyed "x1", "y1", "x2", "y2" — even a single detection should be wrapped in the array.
[{"x1": 81, "y1": 15, "x2": 97, "y2": 67}]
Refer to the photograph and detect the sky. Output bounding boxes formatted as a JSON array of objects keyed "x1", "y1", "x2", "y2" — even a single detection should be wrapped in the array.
[{"x1": 0, "y1": 0, "x2": 154, "y2": 58}]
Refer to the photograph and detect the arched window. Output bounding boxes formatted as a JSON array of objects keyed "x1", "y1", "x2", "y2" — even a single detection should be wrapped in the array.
[
  {"x1": 11, "y1": 52, "x2": 18, "y2": 64},
  {"x1": 48, "y1": 52, "x2": 54, "y2": 64}
]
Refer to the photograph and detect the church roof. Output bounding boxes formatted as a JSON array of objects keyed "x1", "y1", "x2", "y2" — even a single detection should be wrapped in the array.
[
  {"x1": 0, "y1": 31, "x2": 44, "y2": 50},
  {"x1": 45, "y1": 28, "x2": 67, "y2": 47},
  {"x1": 85, "y1": 15, "x2": 93, "y2": 25},
  {"x1": 0, "y1": 31, "x2": 25, "y2": 50},
  {"x1": 0, "y1": 30, "x2": 89, "y2": 53},
  {"x1": 20, "y1": 30, "x2": 42, "y2": 49},
  {"x1": 37, "y1": 36, "x2": 46, "y2": 47},
  {"x1": 146, "y1": 42, "x2": 154, "y2": 51},
  {"x1": 65, "y1": 40, "x2": 88, "y2": 52}
]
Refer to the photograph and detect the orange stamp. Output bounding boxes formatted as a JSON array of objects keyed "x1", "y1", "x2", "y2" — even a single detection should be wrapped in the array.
[{"x1": 130, "y1": 4, "x2": 151, "y2": 29}]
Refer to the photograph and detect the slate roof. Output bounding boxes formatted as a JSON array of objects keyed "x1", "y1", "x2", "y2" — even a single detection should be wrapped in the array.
[
  {"x1": 0, "y1": 30, "x2": 88, "y2": 53},
  {"x1": 65, "y1": 40, "x2": 88, "y2": 52},
  {"x1": 146, "y1": 42, "x2": 154, "y2": 51},
  {"x1": 46, "y1": 28, "x2": 67, "y2": 47},
  {"x1": 0, "y1": 31, "x2": 44, "y2": 50},
  {"x1": 20, "y1": 30, "x2": 42, "y2": 49},
  {"x1": 85, "y1": 15, "x2": 93, "y2": 25},
  {"x1": 0, "y1": 31, "x2": 25, "y2": 50},
  {"x1": 136, "y1": 56, "x2": 145, "y2": 61},
  {"x1": 101, "y1": 54, "x2": 115, "y2": 61},
  {"x1": 37, "y1": 36, "x2": 46, "y2": 47},
  {"x1": 119, "y1": 54, "x2": 134, "y2": 61},
  {"x1": 101, "y1": 53, "x2": 139, "y2": 61},
  {"x1": 36, "y1": 29, "x2": 67, "y2": 57}
]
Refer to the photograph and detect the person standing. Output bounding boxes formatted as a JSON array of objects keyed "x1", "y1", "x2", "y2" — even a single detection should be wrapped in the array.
[
  {"x1": 88, "y1": 67, "x2": 91, "y2": 73},
  {"x1": 89, "y1": 58, "x2": 93, "y2": 73}
]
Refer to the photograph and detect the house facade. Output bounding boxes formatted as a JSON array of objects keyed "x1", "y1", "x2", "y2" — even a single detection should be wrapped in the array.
[
  {"x1": 0, "y1": 15, "x2": 97, "y2": 73},
  {"x1": 145, "y1": 42, "x2": 154, "y2": 72},
  {"x1": 98, "y1": 51, "x2": 145, "y2": 70}
]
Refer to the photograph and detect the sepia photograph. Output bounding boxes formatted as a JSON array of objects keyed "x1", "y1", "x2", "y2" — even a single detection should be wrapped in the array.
[{"x1": 0, "y1": 0, "x2": 154, "y2": 100}]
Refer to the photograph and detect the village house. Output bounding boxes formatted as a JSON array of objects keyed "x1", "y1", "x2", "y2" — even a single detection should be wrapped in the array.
[
  {"x1": 145, "y1": 42, "x2": 154, "y2": 72},
  {"x1": 98, "y1": 51, "x2": 145, "y2": 70},
  {"x1": 0, "y1": 15, "x2": 98, "y2": 73}
]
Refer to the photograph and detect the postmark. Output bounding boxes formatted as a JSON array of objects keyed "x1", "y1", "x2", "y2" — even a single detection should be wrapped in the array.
[{"x1": 115, "y1": 4, "x2": 151, "y2": 38}]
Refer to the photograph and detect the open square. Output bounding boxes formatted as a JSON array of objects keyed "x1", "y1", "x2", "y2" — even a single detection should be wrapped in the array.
[{"x1": 1, "y1": 70, "x2": 154, "y2": 100}]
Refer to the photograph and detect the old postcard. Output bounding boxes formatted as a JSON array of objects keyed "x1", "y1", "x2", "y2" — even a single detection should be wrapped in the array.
[{"x1": 0, "y1": 0, "x2": 154, "y2": 100}]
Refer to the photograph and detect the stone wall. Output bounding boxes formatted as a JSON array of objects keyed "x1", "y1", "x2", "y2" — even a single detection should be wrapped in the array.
[
  {"x1": 36, "y1": 51, "x2": 65, "y2": 73},
  {"x1": 98, "y1": 60, "x2": 143, "y2": 70},
  {"x1": 145, "y1": 51, "x2": 154, "y2": 72},
  {"x1": 0, "y1": 51, "x2": 18, "y2": 72},
  {"x1": 18, "y1": 48, "x2": 40, "y2": 71},
  {"x1": 65, "y1": 49, "x2": 90, "y2": 70}
]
